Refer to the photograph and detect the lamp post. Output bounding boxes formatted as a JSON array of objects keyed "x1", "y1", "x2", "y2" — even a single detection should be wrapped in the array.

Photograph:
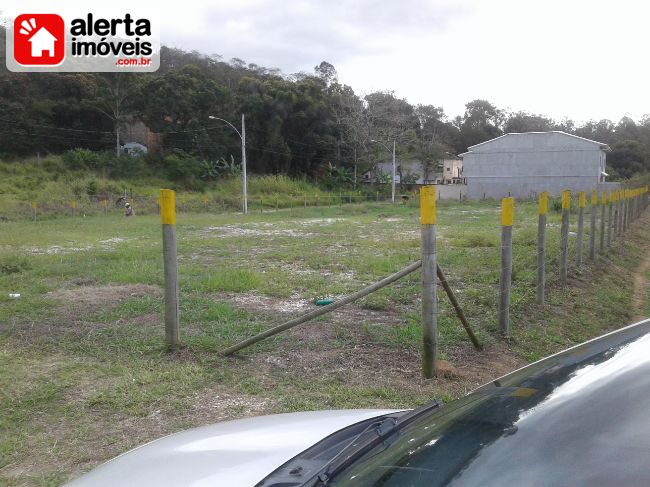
[
  {"x1": 209, "y1": 114, "x2": 248, "y2": 215},
  {"x1": 371, "y1": 139, "x2": 396, "y2": 203}
]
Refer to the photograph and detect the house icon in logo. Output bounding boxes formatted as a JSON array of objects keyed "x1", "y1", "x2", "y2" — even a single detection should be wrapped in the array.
[
  {"x1": 28, "y1": 27, "x2": 58, "y2": 57},
  {"x1": 12, "y1": 14, "x2": 65, "y2": 66}
]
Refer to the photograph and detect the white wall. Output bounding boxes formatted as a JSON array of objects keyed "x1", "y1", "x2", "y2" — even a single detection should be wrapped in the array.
[{"x1": 463, "y1": 133, "x2": 607, "y2": 199}]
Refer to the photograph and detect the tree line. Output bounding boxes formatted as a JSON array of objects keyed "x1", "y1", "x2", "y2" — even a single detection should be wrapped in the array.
[{"x1": 1, "y1": 34, "x2": 649, "y2": 182}]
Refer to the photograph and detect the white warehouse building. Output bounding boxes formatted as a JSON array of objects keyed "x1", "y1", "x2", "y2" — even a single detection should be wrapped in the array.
[{"x1": 460, "y1": 131, "x2": 613, "y2": 199}]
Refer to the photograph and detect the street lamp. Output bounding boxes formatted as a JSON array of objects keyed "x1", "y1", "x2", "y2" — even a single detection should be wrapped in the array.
[
  {"x1": 209, "y1": 114, "x2": 248, "y2": 215},
  {"x1": 371, "y1": 139, "x2": 396, "y2": 203}
]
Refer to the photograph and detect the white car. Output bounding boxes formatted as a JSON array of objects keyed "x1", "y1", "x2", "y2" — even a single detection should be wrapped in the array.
[{"x1": 67, "y1": 318, "x2": 650, "y2": 486}]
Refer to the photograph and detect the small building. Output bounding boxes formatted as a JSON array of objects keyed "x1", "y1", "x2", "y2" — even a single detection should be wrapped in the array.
[
  {"x1": 361, "y1": 159, "x2": 438, "y2": 185},
  {"x1": 441, "y1": 158, "x2": 464, "y2": 184},
  {"x1": 461, "y1": 131, "x2": 612, "y2": 199}
]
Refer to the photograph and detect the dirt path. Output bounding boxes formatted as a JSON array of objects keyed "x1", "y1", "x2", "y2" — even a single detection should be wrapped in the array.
[
  {"x1": 632, "y1": 253, "x2": 650, "y2": 319},
  {"x1": 631, "y1": 209, "x2": 650, "y2": 319}
]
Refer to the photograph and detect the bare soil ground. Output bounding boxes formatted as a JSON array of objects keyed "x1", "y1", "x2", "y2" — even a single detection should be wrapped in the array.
[{"x1": 629, "y1": 211, "x2": 650, "y2": 319}]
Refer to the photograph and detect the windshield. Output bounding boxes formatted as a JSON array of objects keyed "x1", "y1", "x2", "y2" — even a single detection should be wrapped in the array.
[{"x1": 331, "y1": 320, "x2": 650, "y2": 486}]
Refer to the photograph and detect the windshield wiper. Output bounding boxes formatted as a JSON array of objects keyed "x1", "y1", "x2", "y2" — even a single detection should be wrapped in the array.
[{"x1": 309, "y1": 400, "x2": 441, "y2": 486}]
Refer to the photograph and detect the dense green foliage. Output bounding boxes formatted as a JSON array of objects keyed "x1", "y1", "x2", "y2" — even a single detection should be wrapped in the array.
[{"x1": 1, "y1": 27, "x2": 649, "y2": 181}]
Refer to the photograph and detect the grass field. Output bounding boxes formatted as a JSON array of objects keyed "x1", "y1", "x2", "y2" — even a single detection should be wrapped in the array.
[{"x1": 1, "y1": 198, "x2": 648, "y2": 486}]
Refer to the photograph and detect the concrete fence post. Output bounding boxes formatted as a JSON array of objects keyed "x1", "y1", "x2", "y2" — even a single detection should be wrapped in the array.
[
  {"x1": 420, "y1": 186, "x2": 438, "y2": 378},
  {"x1": 607, "y1": 191, "x2": 614, "y2": 247},
  {"x1": 498, "y1": 197, "x2": 514, "y2": 337},
  {"x1": 71, "y1": 200, "x2": 77, "y2": 217},
  {"x1": 623, "y1": 189, "x2": 629, "y2": 233},
  {"x1": 31, "y1": 201, "x2": 37, "y2": 221},
  {"x1": 537, "y1": 192, "x2": 547, "y2": 304},
  {"x1": 589, "y1": 190, "x2": 597, "y2": 260},
  {"x1": 599, "y1": 191, "x2": 606, "y2": 252},
  {"x1": 613, "y1": 191, "x2": 619, "y2": 237},
  {"x1": 160, "y1": 189, "x2": 180, "y2": 351},
  {"x1": 560, "y1": 190, "x2": 570, "y2": 284},
  {"x1": 576, "y1": 191, "x2": 585, "y2": 267},
  {"x1": 618, "y1": 190, "x2": 624, "y2": 236}
]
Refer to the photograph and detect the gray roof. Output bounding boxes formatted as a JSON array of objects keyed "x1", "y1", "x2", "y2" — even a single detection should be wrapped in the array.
[{"x1": 460, "y1": 131, "x2": 611, "y2": 157}]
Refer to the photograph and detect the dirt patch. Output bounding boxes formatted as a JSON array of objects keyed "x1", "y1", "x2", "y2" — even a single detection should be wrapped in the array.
[
  {"x1": 47, "y1": 284, "x2": 162, "y2": 312},
  {"x1": 27, "y1": 245, "x2": 94, "y2": 255},
  {"x1": 187, "y1": 385, "x2": 276, "y2": 424},
  {"x1": 203, "y1": 225, "x2": 314, "y2": 238},
  {"x1": 218, "y1": 291, "x2": 313, "y2": 314},
  {"x1": 630, "y1": 210, "x2": 650, "y2": 319},
  {"x1": 632, "y1": 255, "x2": 650, "y2": 318},
  {"x1": 249, "y1": 311, "x2": 525, "y2": 407}
]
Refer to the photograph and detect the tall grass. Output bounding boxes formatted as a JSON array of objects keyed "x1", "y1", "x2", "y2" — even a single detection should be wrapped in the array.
[{"x1": 0, "y1": 158, "x2": 368, "y2": 220}]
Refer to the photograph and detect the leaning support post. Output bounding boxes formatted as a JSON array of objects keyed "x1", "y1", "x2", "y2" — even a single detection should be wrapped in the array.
[
  {"x1": 607, "y1": 191, "x2": 614, "y2": 247},
  {"x1": 599, "y1": 191, "x2": 606, "y2": 252},
  {"x1": 161, "y1": 189, "x2": 180, "y2": 350},
  {"x1": 576, "y1": 191, "x2": 585, "y2": 267},
  {"x1": 221, "y1": 261, "x2": 423, "y2": 356},
  {"x1": 498, "y1": 197, "x2": 514, "y2": 337},
  {"x1": 560, "y1": 190, "x2": 570, "y2": 284},
  {"x1": 537, "y1": 192, "x2": 548, "y2": 304},
  {"x1": 420, "y1": 186, "x2": 438, "y2": 378},
  {"x1": 436, "y1": 265, "x2": 482, "y2": 350},
  {"x1": 589, "y1": 190, "x2": 597, "y2": 260}
]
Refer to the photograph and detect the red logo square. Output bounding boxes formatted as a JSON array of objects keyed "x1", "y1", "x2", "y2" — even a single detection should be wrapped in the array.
[{"x1": 14, "y1": 14, "x2": 65, "y2": 66}]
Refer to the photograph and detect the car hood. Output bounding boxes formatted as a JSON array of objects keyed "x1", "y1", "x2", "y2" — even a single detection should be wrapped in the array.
[{"x1": 65, "y1": 409, "x2": 399, "y2": 487}]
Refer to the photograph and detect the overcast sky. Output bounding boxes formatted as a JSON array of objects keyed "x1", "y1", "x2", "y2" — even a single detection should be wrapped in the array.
[{"x1": 7, "y1": 0, "x2": 650, "y2": 123}]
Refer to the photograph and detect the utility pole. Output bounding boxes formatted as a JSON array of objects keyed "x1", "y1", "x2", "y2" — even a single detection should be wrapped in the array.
[
  {"x1": 209, "y1": 114, "x2": 248, "y2": 215},
  {"x1": 116, "y1": 125, "x2": 120, "y2": 157},
  {"x1": 392, "y1": 140, "x2": 396, "y2": 204},
  {"x1": 241, "y1": 114, "x2": 248, "y2": 215}
]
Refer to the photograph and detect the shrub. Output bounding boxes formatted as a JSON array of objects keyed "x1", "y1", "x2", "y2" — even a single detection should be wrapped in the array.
[
  {"x1": 0, "y1": 255, "x2": 31, "y2": 275},
  {"x1": 62, "y1": 148, "x2": 100, "y2": 170},
  {"x1": 163, "y1": 150, "x2": 204, "y2": 189}
]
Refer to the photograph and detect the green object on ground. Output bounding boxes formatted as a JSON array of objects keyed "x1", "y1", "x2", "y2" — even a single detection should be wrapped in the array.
[{"x1": 315, "y1": 298, "x2": 334, "y2": 306}]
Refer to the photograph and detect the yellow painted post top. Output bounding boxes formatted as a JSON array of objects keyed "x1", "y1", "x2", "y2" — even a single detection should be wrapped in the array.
[
  {"x1": 578, "y1": 191, "x2": 586, "y2": 208},
  {"x1": 31, "y1": 201, "x2": 37, "y2": 209},
  {"x1": 419, "y1": 186, "x2": 436, "y2": 224},
  {"x1": 612, "y1": 191, "x2": 617, "y2": 203},
  {"x1": 71, "y1": 200, "x2": 77, "y2": 209},
  {"x1": 601, "y1": 191, "x2": 607, "y2": 205},
  {"x1": 538, "y1": 192, "x2": 548, "y2": 215},
  {"x1": 609, "y1": 191, "x2": 615, "y2": 203},
  {"x1": 591, "y1": 190, "x2": 598, "y2": 205},
  {"x1": 501, "y1": 197, "x2": 514, "y2": 226},
  {"x1": 561, "y1": 190, "x2": 570, "y2": 210},
  {"x1": 160, "y1": 189, "x2": 176, "y2": 225}
]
